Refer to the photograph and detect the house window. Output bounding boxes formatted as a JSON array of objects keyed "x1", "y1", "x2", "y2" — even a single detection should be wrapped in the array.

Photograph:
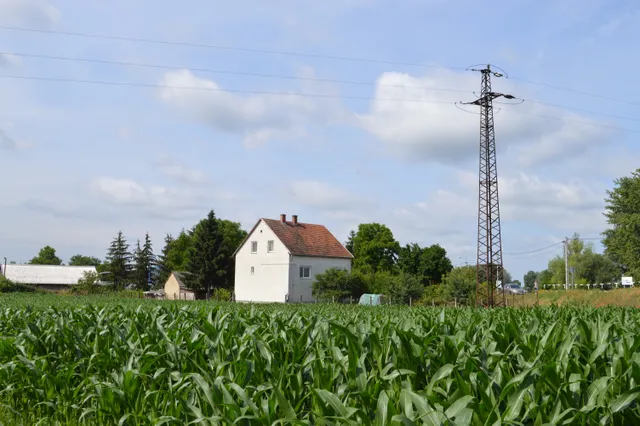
[
  {"x1": 300, "y1": 266, "x2": 311, "y2": 279},
  {"x1": 267, "y1": 240, "x2": 274, "y2": 252},
  {"x1": 251, "y1": 241, "x2": 257, "y2": 253},
  {"x1": 251, "y1": 266, "x2": 254, "y2": 275}
]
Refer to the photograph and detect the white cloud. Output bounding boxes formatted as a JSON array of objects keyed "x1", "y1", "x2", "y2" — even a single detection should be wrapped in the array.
[
  {"x1": 157, "y1": 69, "x2": 346, "y2": 148},
  {"x1": 0, "y1": 0, "x2": 61, "y2": 28},
  {"x1": 0, "y1": 128, "x2": 17, "y2": 149},
  {"x1": 155, "y1": 156, "x2": 208, "y2": 185},
  {"x1": 456, "y1": 170, "x2": 606, "y2": 234},
  {"x1": 289, "y1": 180, "x2": 363, "y2": 209},
  {"x1": 358, "y1": 69, "x2": 610, "y2": 166}
]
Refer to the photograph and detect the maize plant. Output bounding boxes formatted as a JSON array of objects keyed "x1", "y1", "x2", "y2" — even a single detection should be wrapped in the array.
[{"x1": 0, "y1": 294, "x2": 639, "y2": 425}]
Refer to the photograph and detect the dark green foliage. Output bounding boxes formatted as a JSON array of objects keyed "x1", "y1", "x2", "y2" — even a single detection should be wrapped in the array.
[
  {"x1": 350, "y1": 223, "x2": 400, "y2": 273},
  {"x1": 523, "y1": 270, "x2": 537, "y2": 291},
  {"x1": 0, "y1": 275, "x2": 35, "y2": 293},
  {"x1": 217, "y1": 219, "x2": 248, "y2": 289},
  {"x1": 603, "y1": 168, "x2": 640, "y2": 279},
  {"x1": 29, "y1": 245, "x2": 62, "y2": 265},
  {"x1": 132, "y1": 233, "x2": 156, "y2": 291},
  {"x1": 312, "y1": 268, "x2": 366, "y2": 302},
  {"x1": 68, "y1": 255, "x2": 102, "y2": 267},
  {"x1": 157, "y1": 230, "x2": 193, "y2": 286},
  {"x1": 397, "y1": 243, "x2": 453, "y2": 285},
  {"x1": 105, "y1": 231, "x2": 131, "y2": 290},
  {"x1": 186, "y1": 210, "x2": 227, "y2": 294}
]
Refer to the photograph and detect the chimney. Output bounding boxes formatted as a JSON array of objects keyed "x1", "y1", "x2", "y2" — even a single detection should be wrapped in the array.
[
  {"x1": 292, "y1": 214, "x2": 298, "y2": 225},
  {"x1": 280, "y1": 213, "x2": 286, "y2": 223}
]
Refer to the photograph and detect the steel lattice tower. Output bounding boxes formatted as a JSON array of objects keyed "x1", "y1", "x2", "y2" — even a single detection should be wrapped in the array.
[{"x1": 462, "y1": 65, "x2": 515, "y2": 308}]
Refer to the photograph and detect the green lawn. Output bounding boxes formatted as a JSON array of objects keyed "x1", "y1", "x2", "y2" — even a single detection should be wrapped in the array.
[{"x1": 0, "y1": 293, "x2": 639, "y2": 424}]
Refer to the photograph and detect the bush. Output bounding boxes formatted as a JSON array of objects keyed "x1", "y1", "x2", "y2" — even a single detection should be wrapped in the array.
[
  {"x1": 312, "y1": 268, "x2": 366, "y2": 302},
  {"x1": 211, "y1": 287, "x2": 232, "y2": 301},
  {"x1": 0, "y1": 275, "x2": 35, "y2": 293}
]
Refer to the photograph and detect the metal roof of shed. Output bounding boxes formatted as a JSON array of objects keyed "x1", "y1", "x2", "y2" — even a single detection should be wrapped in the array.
[{"x1": 0, "y1": 264, "x2": 97, "y2": 285}]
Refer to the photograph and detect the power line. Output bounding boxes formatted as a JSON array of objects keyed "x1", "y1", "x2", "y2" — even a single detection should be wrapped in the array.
[
  {"x1": 0, "y1": 74, "x2": 457, "y2": 104},
  {"x1": 6, "y1": 51, "x2": 640, "y2": 125},
  {"x1": 2, "y1": 74, "x2": 640, "y2": 134},
  {"x1": 0, "y1": 51, "x2": 471, "y2": 94},
  {"x1": 510, "y1": 77, "x2": 640, "y2": 107},
  {"x1": 504, "y1": 242, "x2": 564, "y2": 256},
  {"x1": 2, "y1": 25, "x2": 639, "y2": 107},
  {"x1": 0, "y1": 25, "x2": 465, "y2": 70}
]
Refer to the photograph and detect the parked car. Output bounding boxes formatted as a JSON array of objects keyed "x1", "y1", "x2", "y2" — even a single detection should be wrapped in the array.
[{"x1": 504, "y1": 283, "x2": 526, "y2": 295}]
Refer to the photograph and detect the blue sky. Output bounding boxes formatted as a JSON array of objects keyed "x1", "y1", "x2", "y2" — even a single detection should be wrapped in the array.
[{"x1": 1, "y1": 0, "x2": 639, "y2": 282}]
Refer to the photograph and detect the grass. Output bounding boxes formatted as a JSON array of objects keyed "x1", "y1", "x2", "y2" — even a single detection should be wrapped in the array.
[
  {"x1": 508, "y1": 287, "x2": 640, "y2": 308},
  {"x1": 0, "y1": 293, "x2": 639, "y2": 424}
]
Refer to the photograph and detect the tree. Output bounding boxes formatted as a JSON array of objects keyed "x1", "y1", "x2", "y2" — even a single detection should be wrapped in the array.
[
  {"x1": 186, "y1": 210, "x2": 227, "y2": 294},
  {"x1": 345, "y1": 230, "x2": 356, "y2": 254},
  {"x1": 218, "y1": 219, "x2": 247, "y2": 289},
  {"x1": 312, "y1": 268, "x2": 365, "y2": 302},
  {"x1": 523, "y1": 270, "x2": 537, "y2": 291},
  {"x1": 29, "y1": 246, "x2": 62, "y2": 265},
  {"x1": 69, "y1": 254, "x2": 102, "y2": 266},
  {"x1": 443, "y1": 265, "x2": 476, "y2": 304},
  {"x1": 350, "y1": 223, "x2": 400, "y2": 273},
  {"x1": 157, "y1": 230, "x2": 194, "y2": 286},
  {"x1": 502, "y1": 269, "x2": 513, "y2": 284},
  {"x1": 603, "y1": 169, "x2": 640, "y2": 279},
  {"x1": 132, "y1": 235, "x2": 155, "y2": 291},
  {"x1": 397, "y1": 243, "x2": 453, "y2": 285},
  {"x1": 105, "y1": 231, "x2": 131, "y2": 290},
  {"x1": 387, "y1": 273, "x2": 424, "y2": 304},
  {"x1": 577, "y1": 251, "x2": 621, "y2": 284}
]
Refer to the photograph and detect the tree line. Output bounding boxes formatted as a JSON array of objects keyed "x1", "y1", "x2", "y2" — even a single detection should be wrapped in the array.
[
  {"x1": 312, "y1": 223, "x2": 514, "y2": 305},
  {"x1": 522, "y1": 169, "x2": 640, "y2": 289},
  {"x1": 24, "y1": 210, "x2": 247, "y2": 294}
]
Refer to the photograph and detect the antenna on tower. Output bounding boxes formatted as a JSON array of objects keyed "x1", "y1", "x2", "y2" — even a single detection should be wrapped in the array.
[{"x1": 460, "y1": 64, "x2": 518, "y2": 308}]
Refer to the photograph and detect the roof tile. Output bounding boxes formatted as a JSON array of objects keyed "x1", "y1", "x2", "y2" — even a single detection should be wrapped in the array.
[{"x1": 262, "y1": 218, "x2": 353, "y2": 259}]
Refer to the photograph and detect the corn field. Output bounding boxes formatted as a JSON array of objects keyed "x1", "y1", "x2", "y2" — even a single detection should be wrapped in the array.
[{"x1": 0, "y1": 295, "x2": 639, "y2": 425}]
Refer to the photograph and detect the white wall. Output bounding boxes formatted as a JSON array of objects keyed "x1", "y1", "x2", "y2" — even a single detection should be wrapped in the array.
[
  {"x1": 234, "y1": 220, "x2": 291, "y2": 302},
  {"x1": 290, "y1": 256, "x2": 352, "y2": 303}
]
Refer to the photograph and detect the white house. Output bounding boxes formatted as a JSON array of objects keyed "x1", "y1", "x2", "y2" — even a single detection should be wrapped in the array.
[
  {"x1": 234, "y1": 214, "x2": 353, "y2": 303},
  {"x1": 0, "y1": 264, "x2": 97, "y2": 291}
]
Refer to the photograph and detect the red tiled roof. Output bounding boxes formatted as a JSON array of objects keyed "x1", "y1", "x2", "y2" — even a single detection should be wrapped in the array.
[{"x1": 262, "y1": 218, "x2": 353, "y2": 259}]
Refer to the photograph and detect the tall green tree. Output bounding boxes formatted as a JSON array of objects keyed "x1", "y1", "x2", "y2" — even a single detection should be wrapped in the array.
[
  {"x1": 186, "y1": 210, "x2": 227, "y2": 294},
  {"x1": 523, "y1": 270, "x2": 537, "y2": 290},
  {"x1": 68, "y1": 254, "x2": 102, "y2": 266},
  {"x1": 603, "y1": 168, "x2": 640, "y2": 279},
  {"x1": 218, "y1": 219, "x2": 247, "y2": 289},
  {"x1": 105, "y1": 231, "x2": 131, "y2": 289},
  {"x1": 157, "y1": 230, "x2": 193, "y2": 285},
  {"x1": 29, "y1": 246, "x2": 62, "y2": 265},
  {"x1": 397, "y1": 243, "x2": 452, "y2": 285},
  {"x1": 345, "y1": 230, "x2": 356, "y2": 254},
  {"x1": 350, "y1": 223, "x2": 400, "y2": 273},
  {"x1": 443, "y1": 265, "x2": 476, "y2": 304},
  {"x1": 132, "y1": 234, "x2": 155, "y2": 290}
]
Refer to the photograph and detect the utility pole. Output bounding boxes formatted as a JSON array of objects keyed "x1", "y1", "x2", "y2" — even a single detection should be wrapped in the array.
[
  {"x1": 462, "y1": 64, "x2": 515, "y2": 308},
  {"x1": 564, "y1": 237, "x2": 569, "y2": 290}
]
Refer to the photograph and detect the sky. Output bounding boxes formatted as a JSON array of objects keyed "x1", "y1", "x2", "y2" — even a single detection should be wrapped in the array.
[{"x1": 1, "y1": 0, "x2": 639, "y2": 282}]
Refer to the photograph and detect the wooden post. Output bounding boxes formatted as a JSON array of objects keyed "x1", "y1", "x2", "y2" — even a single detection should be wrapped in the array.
[
  {"x1": 409, "y1": 297, "x2": 412, "y2": 306},
  {"x1": 454, "y1": 297, "x2": 457, "y2": 308}
]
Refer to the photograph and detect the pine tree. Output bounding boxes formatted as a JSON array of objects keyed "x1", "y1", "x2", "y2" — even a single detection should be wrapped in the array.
[
  {"x1": 186, "y1": 210, "x2": 226, "y2": 295},
  {"x1": 142, "y1": 232, "x2": 156, "y2": 289},
  {"x1": 132, "y1": 233, "x2": 156, "y2": 290},
  {"x1": 157, "y1": 233, "x2": 174, "y2": 286},
  {"x1": 106, "y1": 231, "x2": 131, "y2": 290}
]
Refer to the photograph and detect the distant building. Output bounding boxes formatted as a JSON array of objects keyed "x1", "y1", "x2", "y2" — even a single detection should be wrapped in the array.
[
  {"x1": 0, "y1": 264, "x2": 97, "y2": 291},
  {"x1": 164, "y1": 271, "x2": 196, "y2": 300},
  {"x1": 234, "y1": 214, "x2": 353, "y2": 303}
]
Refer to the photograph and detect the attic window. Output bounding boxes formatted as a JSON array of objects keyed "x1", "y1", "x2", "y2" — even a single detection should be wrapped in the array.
[
  {"x1": 251, "y1": 241, "x2": 257, "y2": 253},
  {"x1": 267, "y1": 240, "x2": 274, "y2": 252}
]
